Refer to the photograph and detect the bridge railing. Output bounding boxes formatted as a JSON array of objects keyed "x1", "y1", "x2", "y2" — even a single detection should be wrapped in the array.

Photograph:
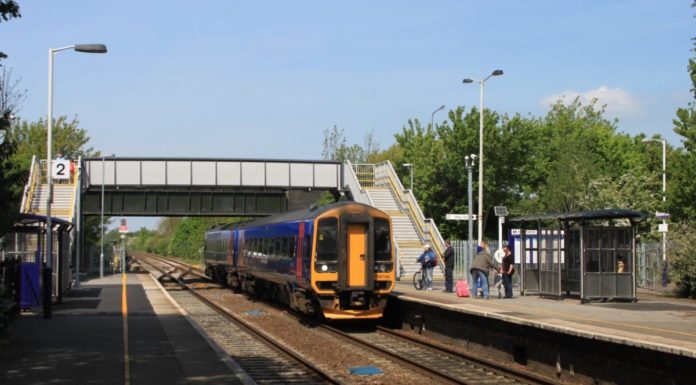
[{"x1": 82, "y1": 158, "x2": 343, "y2": 189}]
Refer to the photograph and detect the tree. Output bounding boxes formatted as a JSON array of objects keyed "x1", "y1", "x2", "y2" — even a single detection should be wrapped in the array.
[
  {"x1": 321, "y1": 125, "x2": 380, "y2": 163},
  {"x1": 0, "y1": 0, "x2": 21, "y2": 60}
]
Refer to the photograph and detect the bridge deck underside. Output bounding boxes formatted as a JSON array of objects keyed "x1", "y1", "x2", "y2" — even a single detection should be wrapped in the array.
[{"x1": 81, "y1": 188, "x2": 291, "y2": 216}]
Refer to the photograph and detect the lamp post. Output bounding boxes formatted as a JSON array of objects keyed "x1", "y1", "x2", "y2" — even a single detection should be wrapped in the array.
[
  {"x1": 463, "y1": 69, "x2": 503, "y2": 243},
  {"x1": 46, "y1": 43, "x2": 107, "y2": 318},
  {"x1": 641, "y1": 138, "x2": 667, "y2": 263},
  {"x1": 402, "y1": 163, "x2": 413, "y2": 191},
  {"x1": 100, "y1": 154, "x2": 115, "y2": 278},
  {"x1": 431, "y1": 105, "x2": 445, "y2": 131},
  {"x1": 464, "y1": 154, "x2": 477, "y2": 274}
]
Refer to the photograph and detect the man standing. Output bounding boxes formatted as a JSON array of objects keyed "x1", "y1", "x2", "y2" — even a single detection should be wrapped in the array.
[
  {"x1": 469, "y1": 241, "x2": 499, "y2": 299},
  {"x1": 443, "y1": 240, "x2": 454, "y2": 292},
  {"x1": 501, "y1": 245, "x2": 515, "y2": 298},
  {"x1": 416, "y1": 244, "x2": 436, "y2": 290}
]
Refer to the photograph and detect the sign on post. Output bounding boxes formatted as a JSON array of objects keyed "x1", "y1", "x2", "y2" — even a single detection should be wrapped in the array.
[
  {"x1": 52, "y1": 159, "x2": 71, "y2": 180},
  {"x1": 445, "y1": 213, "x2": 477, "y2": 221},
  {"x1": 118, "y1": 218, "x2": 128, "y2": 233}
]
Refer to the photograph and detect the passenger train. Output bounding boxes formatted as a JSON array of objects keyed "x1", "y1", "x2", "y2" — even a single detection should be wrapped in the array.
[{"x1": 203, "y1": 201, "x2": 396, "y2": 320}]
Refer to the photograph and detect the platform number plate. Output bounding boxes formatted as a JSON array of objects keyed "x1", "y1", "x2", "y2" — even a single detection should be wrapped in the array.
[{"x1": 52, "y1": 159, "x2": 70, "y2": 180}]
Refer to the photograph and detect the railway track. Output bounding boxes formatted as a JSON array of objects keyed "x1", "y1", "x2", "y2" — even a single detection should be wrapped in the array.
[
  {"x1": 321, "y1": 325, "x2": 561, "y2": 385},
  {"x1": 134, "y1": 252, "x2": 341, "y2": 385},
  {"x1": 134, "y1": 252, "x2": 564, "y2": 385}
]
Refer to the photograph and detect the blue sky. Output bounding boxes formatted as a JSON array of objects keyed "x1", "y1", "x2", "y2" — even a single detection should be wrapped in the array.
[{"x1": 3, "y1": 1, "x2": 694, "y2": 229}]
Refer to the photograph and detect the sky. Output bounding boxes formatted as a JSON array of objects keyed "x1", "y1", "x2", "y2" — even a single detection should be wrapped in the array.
[{"x1": 3, "y1": 0, "x2": 694, "y2": 229}]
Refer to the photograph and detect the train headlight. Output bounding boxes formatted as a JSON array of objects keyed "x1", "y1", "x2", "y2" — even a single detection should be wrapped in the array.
[{"x1": 321, "y1": 264, "x2": 328, "y2": 272}]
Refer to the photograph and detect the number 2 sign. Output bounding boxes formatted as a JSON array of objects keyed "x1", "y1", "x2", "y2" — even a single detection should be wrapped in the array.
[{"x1": 52, "y1": 159, "x2": 70, "y2": 180}]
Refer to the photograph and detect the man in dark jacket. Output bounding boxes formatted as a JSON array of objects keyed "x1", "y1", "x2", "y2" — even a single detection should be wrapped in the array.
[
  {"x1": 443, "y1": 240, "x2": 454, "y2": 292},
  {"x1": 469, "y1": 241, "x2": 499, "y2": 299}
]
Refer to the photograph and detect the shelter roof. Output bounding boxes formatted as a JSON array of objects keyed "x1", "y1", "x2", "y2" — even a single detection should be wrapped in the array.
[{"x1": 509, "y1": 209, "x2": 648, "y2": 224}]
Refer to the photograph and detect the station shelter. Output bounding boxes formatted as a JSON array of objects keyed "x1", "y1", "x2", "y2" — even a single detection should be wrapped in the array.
[
  {"x1": 0, "y1": 214, "x2": 72, "y2": 309},
  {"x1": 507, "y1": 209, "x2": 647, "y2": 302}
]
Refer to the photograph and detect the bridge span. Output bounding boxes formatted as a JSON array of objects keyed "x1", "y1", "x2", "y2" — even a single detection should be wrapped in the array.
[{"x1": 80, "y1": 157, "x2": 344, "y2": 216}]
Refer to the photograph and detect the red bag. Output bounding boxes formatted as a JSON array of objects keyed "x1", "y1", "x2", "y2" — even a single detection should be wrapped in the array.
[{"x1": 456, "y1": 280, "x2": 470, "y2": 297}]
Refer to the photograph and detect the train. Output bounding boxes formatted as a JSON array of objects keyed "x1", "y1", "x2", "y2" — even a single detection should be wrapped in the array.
[{"x1": 203, "y1": 201, "x2": 396, "y2": 320}]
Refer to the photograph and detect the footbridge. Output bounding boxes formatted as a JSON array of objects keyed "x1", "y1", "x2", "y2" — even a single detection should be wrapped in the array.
[{"x1": 80, "y1": 157, "x2": 344, "y2": 216}]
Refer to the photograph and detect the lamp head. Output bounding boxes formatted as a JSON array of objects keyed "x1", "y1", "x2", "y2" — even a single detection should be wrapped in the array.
[
  {"x1": 641, "y1": 138, "x2": 653, "y2": 144},
  {"x1": 492, "y1": 69, "x2": 504, "y2": 76},
  {"x1": 402, "y1": 163, "x2": 412, "y2": 167},
  {"x1": 462, "y1": 78, "x2": 473, "y2": 84},
  {"x1": 74, "y1": 44, "x2": 108, "y2": 54}
]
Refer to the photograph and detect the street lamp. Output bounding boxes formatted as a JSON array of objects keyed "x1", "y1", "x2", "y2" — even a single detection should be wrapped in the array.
[
  {"x1": 100, "y1": 154, "x2": 115, "y2": 278},
  {"x1": 464, "y1": 154, "x2": 477, "y2": 271},
  {"x1": 431, "y1": 105, "x2": 445, "y2": 131},
  {"x1": 402, "y1": 163, "x2": 413, "y2": 191},
  {"x1": 46, "y1": 43, "x2": 107, "y2": 318},
  {"x1": 463, "y1": 69, "x2": 503, "y2": 243},
  {"x1": 641, "y1": 137, "x2": 667, "y2": 263}
]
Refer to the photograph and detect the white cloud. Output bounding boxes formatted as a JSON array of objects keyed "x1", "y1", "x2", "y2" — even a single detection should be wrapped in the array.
[{"x1": 540, "y1": 86, "x2": 641, "y2": 116}]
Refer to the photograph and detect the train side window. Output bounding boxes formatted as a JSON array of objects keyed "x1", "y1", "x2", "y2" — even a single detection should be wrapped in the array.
[
  {"x1": 374, "y1": 219, "x2": 392, "y2": 261},
  {"x1": 289, "y1": 237, "x2": 296, "y2": 259},
  {"x1": 316, "y1": 217, "x2": 338, "y2": 265}
]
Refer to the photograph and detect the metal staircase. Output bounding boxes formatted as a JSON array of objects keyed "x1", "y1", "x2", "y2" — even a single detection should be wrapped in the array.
[
  {"x1": 20, "y1": 155, "x2": 78, "y2": 223},
  {"x1": 345, "y1": 161, "x2": 446, "y2": 281}
]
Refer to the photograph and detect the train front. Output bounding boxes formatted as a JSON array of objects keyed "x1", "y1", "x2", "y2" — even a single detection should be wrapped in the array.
[{"x1": 310, "y1": 203, "x2": 395, "y2": 320}]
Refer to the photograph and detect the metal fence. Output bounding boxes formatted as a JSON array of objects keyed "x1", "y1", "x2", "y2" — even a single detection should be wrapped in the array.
[{"x1": 637, "y1": 242, "x2": 667, "y2": 291}]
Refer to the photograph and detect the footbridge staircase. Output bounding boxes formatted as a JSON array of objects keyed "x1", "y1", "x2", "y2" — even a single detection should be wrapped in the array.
[
  {"x1": 344, "y1": 161, "x2": 446, "y2": 281},
  {"x1": 20, "y1": 156, "x2": 79, "y2": 223}
]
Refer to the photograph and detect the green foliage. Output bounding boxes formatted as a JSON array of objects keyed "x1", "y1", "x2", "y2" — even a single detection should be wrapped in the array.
[
  {"x1": 321, "y1": 125, "x2": 380, "y2": 163},
  {"x1": 0, "y1": 115, "x2": 23, "y2": 236},
  {"x1": 668, "y1": 222, "x2": 696, "y2": 298}
]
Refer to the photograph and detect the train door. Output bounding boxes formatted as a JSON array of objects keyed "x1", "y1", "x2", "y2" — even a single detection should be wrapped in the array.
[{"x1": 346, "y1": 224, "x2": 367, "y2": 287}]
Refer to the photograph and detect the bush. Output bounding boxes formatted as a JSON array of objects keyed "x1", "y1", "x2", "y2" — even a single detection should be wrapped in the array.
[{"x1": 668, "y1": 222, "x2": 696, "y2": 298}]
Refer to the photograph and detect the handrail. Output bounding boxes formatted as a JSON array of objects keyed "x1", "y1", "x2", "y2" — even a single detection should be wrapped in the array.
[
  {"x1": 343, "y1": 160, "x2": 372, "y2": 205},
  {"x1": 374, "y1": 161, "x2": 446, "y2": 273},
  {"x1": 20, "y1": 156, "x2": 40, "y2": 213}
]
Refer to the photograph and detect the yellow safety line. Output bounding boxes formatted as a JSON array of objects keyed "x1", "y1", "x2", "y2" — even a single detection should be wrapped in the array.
[
  {"x1": 493, "y1": 300, "x2": 696, "y2": 339},
  {"x1": 122, "y1": 271, "x2": 131, "y2": 385}
]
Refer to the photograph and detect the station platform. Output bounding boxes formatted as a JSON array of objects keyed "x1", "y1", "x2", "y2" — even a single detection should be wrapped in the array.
[
  {"x1": 0, "y1": 273, "x2": 245, "y2": 385},
  {"x1": 392, "y1": 280, "x2": 696, "y2": 359}
]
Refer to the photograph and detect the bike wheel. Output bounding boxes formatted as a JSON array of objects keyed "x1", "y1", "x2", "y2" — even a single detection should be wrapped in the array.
[{"x1": 413, "y1": 271, "x2": 423, "y2": 290}]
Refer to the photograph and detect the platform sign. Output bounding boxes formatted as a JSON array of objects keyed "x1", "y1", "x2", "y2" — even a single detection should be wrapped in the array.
[
  {"x1": 658, "y1": 223, "x2": 668, "y2": 233},
  {"x1": 51, "y1": 159, "x2": 70, "y2": 180},
  {"x1": 118, "y1": 218, "x2": 128, "y2": 233},
  {"x1": 446, "y1": 213, "x2": 477, "y2": 221}
]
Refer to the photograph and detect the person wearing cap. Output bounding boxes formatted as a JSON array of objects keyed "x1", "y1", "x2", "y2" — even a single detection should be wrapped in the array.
[
  {"x1": 469, "y1": 241, "x2": 499, "y2": 299},
  {"x1": 416, "y1": 244, "x2": 436, "y2": 290}
]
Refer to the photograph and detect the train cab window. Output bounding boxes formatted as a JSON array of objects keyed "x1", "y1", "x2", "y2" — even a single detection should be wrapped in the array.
[
  {"x1": 315, "y1": 218, "x2": 338, "y2": 272},
  {"x1": 374, "y1": 219, "x2": 391, "y2": 261}
]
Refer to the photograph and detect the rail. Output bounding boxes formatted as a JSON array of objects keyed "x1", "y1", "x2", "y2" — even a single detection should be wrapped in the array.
[
  {"x1": 20, "y1": 156, "x2": 40, "y2": 214},
  {"x1": 342, "y1": 160, "x2": 372, "y2": 205}
]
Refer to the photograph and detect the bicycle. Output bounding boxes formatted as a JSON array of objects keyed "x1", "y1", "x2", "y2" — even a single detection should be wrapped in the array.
[{"x1": 413, "y1": 266, "x2": 425, "y2": 290}]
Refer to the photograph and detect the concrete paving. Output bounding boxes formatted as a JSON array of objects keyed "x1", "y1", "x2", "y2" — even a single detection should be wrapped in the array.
[
  {"x1": 0, "y1": 273, "x2": 245, "y2": 385},
  {"x1": 393, "y1": 280, "x2": 696, "y2": 358}
]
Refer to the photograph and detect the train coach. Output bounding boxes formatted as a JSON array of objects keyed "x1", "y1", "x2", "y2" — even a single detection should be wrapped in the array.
[{"x1": 203, "y1": 201, "x2": 396, "y2": 320}]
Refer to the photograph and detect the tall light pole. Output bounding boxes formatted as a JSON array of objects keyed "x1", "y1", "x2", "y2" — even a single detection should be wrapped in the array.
[
  {"x1": 464, "y1": 154, "x2": 477, "y2": 275},
  {"x1": 431, "y1": 105, "x2": 445, "y2": 131},
  {"x1": 46, "y1": 43, "x2": 107, "y2": 318},
  {"x1": 641, "y1": 138, "x2": 667, "y2": 263},
  {"x1": 463, "y1": 69, "x2": 503, "y2": 243},
  {"x1": 402, "y1": 163, "x2": 413, "y2": 191},
  {"x1": 100, "y1": 154, "x2": 115, "y2": 278}
]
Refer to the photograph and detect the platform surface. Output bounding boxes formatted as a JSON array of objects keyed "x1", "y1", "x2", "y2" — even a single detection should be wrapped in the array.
[
  {"x1": 0, "y1": 273, "x2": 245, "y2": 385},
  {"x1": 393, "y1": 280, "x2": 696, "y2": 358}
]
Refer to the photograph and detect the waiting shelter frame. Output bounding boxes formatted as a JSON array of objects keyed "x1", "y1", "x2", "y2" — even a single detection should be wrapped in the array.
[{"x1": 508, "y1": 209, "x2": 647, "y2": 303}]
